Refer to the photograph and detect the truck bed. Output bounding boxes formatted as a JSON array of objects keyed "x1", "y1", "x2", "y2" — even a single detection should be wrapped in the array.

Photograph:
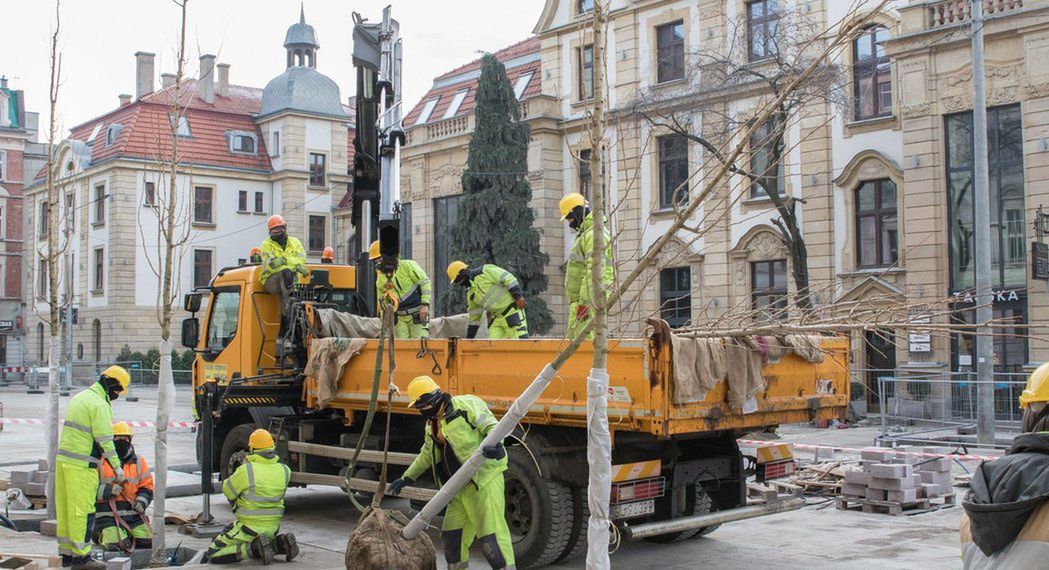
[{"x1": 305, "y1": 336, "x2": 849, "y2": 437}]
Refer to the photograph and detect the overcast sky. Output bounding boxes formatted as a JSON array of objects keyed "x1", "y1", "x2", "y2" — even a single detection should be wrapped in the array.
[{"x1": 0, "y1": 0, "x2": 542, "y2": 137}]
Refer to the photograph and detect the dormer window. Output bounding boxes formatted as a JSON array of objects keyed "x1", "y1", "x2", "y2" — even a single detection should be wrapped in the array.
[
  {"x1": 416, "y1": 98, "x2": 439, "y2": 125},
  {"x1": 227, "y1": 131, "x2": 258, "y2": 155},
  {"x1": 443, "y1": 90, "x2": 468, "y2": 120},
  {"x1": 105, "y1": 124, "x2": 124, "y2": 147},
  {"x1": 170, "y1": 114, "x2": 191, "y2": 137},
  {"x1": 87, "y1": 123, "x2": 104, "y2": 143},
  {"x1": 513, "y1": 73, "x2": 533, "y2": 100}
]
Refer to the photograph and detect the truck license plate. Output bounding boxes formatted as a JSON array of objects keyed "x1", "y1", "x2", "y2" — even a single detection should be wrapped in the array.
[{"x1": 611, "y1": 499, "x2": 655, "y2": 519}]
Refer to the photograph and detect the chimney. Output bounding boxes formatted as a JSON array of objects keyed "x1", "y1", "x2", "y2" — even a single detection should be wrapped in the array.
[
  {"x1": 216, "y1": 63, "x2": 230, "y2": 97},
  {"x1": 346, "y1": 97, "x2": 357, "y2": 111},
  {"x1": 0, "y1": 76, "x2": 7, "y2": 89},
  {"x1": 161, "y1": 73, "x2": 176, "y2": 89},
  {"x1": 118, "y1": 94, "x2": 132, "y2": 106},
  {"x1": 199, "y1": 54, "x2": 216, "y2": 104},
  {"x1": 134, "y1": 51, "x2": 155, "y2": 99}
]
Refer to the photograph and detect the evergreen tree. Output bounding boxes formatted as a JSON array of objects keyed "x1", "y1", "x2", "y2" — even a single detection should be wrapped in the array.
[{"x1": 450, "y1": 54, "x2": 552, "y2": 334}]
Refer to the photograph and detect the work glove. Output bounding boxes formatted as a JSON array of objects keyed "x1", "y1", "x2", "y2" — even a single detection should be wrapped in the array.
[
  {"x1": 296, "y1": 265, "x2": 309, "y2": 276},
  {"x1": 419, "y1": 305, "x2": 430, "y2": 322},
  {"x1": 576, "y1": 304, "x2": 591, "y2": 321},
  {"x1": 481, "y1": 444, "x2": 506, "y2": 461},
  {"x1": 134, "y1": 497, "x2": 148, "y2": 514},
  {"x1": 515, "y1": 296, "x2": 527, "y2": 310},
  {"x1": 111, "y1": 484, "x2": 123, "y2": 497},
  {"x1": 387, "y1": 477, "x2": 412, "y2": 496}
]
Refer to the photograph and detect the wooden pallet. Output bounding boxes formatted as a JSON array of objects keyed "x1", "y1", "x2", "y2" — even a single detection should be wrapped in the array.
[
  {"x1": 835, "y1": 496, "x2": 931, "y2": 515},
  {"x1": 746, "y1": 480, "x2": 803, "y2": 505}
]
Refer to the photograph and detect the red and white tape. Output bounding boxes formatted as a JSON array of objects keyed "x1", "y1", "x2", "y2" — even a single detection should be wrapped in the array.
[
  {"x1": 0, "y1": 417, "x2": 195, "y2": 429},
  {"x1": 736, "y1": 438, "x2": 1000, "y2": 462}
]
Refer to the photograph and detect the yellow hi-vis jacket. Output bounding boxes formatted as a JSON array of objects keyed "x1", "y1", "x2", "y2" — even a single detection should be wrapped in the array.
[
  {"x1": 403, "y1": 395, "x2": 507, "y2": 489},
  {"x1": 566, "y1": 213, "x2": 614, "y2": 307},
  {"x1": 56, "y1": 383, "x2": 123, "y2": 478},
  {"x1": 376, "y1": 258, "x2": 432, "y2": 316},
  {"x1": 222, "y1": 449, "x2": 291, "y2": 533},
  {"x1": 258, "y1": 236, "x2": 306, "y2": 284},
  {"x1": 465, "y1": 264, "x2": 523, "y2": 324}
]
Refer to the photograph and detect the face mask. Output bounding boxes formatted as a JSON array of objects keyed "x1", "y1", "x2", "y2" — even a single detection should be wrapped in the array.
[
  {"x1": 419, "y1": 405, "x2": 440, "y2": 419},
  {"x1": 102, "y1": 378, "x2": 122, "y2": 401},
  {"x1": 272, "y1": 231, "x2": 288, "y2": 246},
  {"x1": 115, "y1": 440, "x2": 132, "y2": 460}
]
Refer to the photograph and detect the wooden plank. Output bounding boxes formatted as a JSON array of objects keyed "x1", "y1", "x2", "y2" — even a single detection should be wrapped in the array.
[
  {"x1": 286, "y1": 441, "x2": 416, "y2": 466},
  {"x1": 0, "y1": 553, "x2": 62, "y2": 569},
  {"x1": 289, "y1": 472, "x2": 436, "y2": 502}
]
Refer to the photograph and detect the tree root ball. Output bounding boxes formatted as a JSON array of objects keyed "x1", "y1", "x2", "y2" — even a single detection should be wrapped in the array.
[{"x1": 345, "y1": 507, "x2": 437, "y2": 570}]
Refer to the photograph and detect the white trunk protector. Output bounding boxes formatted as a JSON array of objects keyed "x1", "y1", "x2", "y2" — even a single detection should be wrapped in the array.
[
  {"x1": 586, "y1": 368, "x2": 611, "y2": 569},
  {"x1": 152, "y1": 339, "x2": 175, "y2": 551}
]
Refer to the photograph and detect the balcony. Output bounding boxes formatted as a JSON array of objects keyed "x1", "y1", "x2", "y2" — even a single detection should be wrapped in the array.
[{"x1": 900, "y1": 0, "x2": 1028, "y2": 34}]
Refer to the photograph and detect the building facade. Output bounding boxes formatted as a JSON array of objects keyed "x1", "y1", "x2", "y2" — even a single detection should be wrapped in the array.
[
  {"x1": 401, "y1": 0, "x2": 1049, "y2": 412},
  {"x1": 23, "y1": 10, "x2": 353, "y2": 361}
]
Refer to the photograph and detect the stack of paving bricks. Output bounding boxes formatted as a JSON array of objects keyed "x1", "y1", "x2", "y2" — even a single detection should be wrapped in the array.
[
  {"x1": 6, "y1": 459, "x2": 49, "y2": 501},
  {"x1": 838, "y1": 448, "x2": 955, "y2": 515}
]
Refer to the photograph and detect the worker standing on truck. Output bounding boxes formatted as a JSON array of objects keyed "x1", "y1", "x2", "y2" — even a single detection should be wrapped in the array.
[
  {"x1": 205, "y1": 429, "x2": 298, "y2": 564},
  {"x1": 447, "y1": 261, "x2": 528, "y2": 339},
  {"x1": 248, "y1": 247, "x2": 263, "y2": 265},
  {"x1": 388, "y1": 376, "x2": 515, "y2": 569},
  {"x1": 321, "y1": 247, "x2": 335, "y2": 264},
  {"x1": 559, "y1": 192, "x2": 614, "y2": 338},
  {"x1": 55, "y1": 365, "x2": 130, "y2": 570},
  {"x1": 370, "y1": 240, "x2": 431, "y2": 339},
  {"x1": 259, "y1": 215, "x2": 307, "y2": 343},
  {"x1": 91, "y1": 421, "x2": 153, "y2": 552},
  {"x1": 960, "y1": 362, "x2": 1049, "y2": 568}
]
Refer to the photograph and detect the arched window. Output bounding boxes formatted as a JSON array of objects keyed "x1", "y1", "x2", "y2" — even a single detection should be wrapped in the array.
[
  {"x1": 37, "y1": 323, "x2": 44, "y2": 361},
  {"x1": 93, "y1": 319, "x2": 102, "y2": 362},
  {"x1": 854, "y1": 25, "x2": 891, "y2": 121}
]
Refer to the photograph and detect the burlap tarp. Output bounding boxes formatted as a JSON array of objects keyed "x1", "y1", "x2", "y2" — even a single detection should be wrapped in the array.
[
  {"x1": 783, "y1": 334, "x2": 825, "y2": 363},
  {"x1": 304, "y1": 337, "x2": 367, "y2": 408},
  {"x1": 345, "y1": 506, "x2": 436, "y2": 570},
  {"x1": 669, "y1": 336, "x2": 726, "y2": 404},
  {"x1": 724, "y1": 338, "x2": 766, "y2": 409},
  {"x1": 311, "y1": 309, "x2": 485, "y2": 340}
]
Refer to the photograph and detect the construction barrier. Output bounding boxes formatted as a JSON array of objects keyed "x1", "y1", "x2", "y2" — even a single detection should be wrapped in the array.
[{"x1": 0, "y1": 417, "x2": 195, "y2": 429}]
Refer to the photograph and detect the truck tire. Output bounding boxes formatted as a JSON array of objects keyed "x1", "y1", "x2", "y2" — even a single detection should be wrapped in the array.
[
  {"x1": 645, "y1": 484, "x2": 718, "y2": 543},
  {"x1": 219, "y1": 424, "x2": 255, "y2": 481},
  {"x1": 555, "y1": 486, "x2": 590, "y2": 563},
  {"x1": 505, "y1": 447, "x2": 573, "y2": 568}
]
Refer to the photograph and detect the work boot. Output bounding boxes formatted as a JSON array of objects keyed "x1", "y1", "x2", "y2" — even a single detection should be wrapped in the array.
[
  {"x1": 274, "y1": 533, "x2": 299, "y2": 562},
  {"x1": 70, "y1": 557, "x2": 106, "y2": 570},
  {"x1": 250, "y1": 534, "x2": 275, "y2": 565}
]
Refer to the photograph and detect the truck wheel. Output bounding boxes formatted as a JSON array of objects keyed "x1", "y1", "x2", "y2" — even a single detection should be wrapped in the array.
[
  {"x1": 555, "y1": 486, "x2": 590, "y2": 563},
  {"x1": 220, "y1": 424, "x2": 255, "y2": 480},
  {"x1": 505, "y1": 447, "x2": 573, "y2": 568},
  {"x1": 645, "y1": 484, "x2": 718, "y2": 543}
]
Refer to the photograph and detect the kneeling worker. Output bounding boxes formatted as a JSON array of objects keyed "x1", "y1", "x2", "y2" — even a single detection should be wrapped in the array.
[
  {"x1": 92, "y1": 421, "x2": 153, "y2": 551},
  {"x1": 206, "y1": 429, "x2": 298, "y2": 564},
  {"x1": 388, "y1": 376, "x2": 514, "y2": 569},
  {"x1": 447, "y1": 261, "x2": 528, "y2": 339},
  {"x1": 370, "y1": 240, "x2": 431, "y2": 339}
]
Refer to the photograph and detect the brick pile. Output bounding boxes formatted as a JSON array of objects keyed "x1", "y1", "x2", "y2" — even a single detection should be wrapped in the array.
[
  {"x1": 6, "y1": 459, "x2": 49, "y2": 498},
  {"x1": 841, "y1": 448, "x2": 954, "y2": 503}
]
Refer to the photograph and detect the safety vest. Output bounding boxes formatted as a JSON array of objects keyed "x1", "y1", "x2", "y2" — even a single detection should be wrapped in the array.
[
  {"x1": 466, "y1": 265, "x2": 521, "y2": 324},
  {"x1": 95, "y1": 455, "x2": 153, "y2": 520},
  {"x1": 258, "y1": 236, "x2": 306, "y2": 284},
  {"x1": 56, "y1": 383, "x2": 123, "y2": 476},
  {"x1": 403, "y1": 395, "x2": 507, "y2": 489},
  {"x1": 222, "y1": 450, "x2": 291, "y2": 531},
  {"x1": 375, "y1": 258, "x2": 431, "y2": 315},
  {"x1": 565, "y1": 213, "x2": 614, "y2": 306}
]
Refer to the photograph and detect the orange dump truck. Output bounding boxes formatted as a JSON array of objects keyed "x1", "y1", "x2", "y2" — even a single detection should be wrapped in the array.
[{"x1": 184, "y1": 263, "x2": 849, "y2": 567}]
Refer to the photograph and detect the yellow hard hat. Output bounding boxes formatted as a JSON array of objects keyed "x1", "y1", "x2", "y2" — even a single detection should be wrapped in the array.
[
  {"x1": 249, "y1": 428, "x2": 275, "y2": 450},
  {"x1": 102, "y1": 365, "x2": 131, "y2": 394},
  {"x1": 446, "y1": 260, "x2": 468, "y2": 282},
  {"x1": 1020, "y1": 361, "x2": 1049, "y2": 409},
  {"x1": 407, "y1": 375, "x2": 441, "y2": 407},
  {"x1": 559, "y1": 192, "x2": 586, "y2": 220},
  {"x1": 112, "y1": 421, "x2": 133, "y2": 437},
  {"x1": 368, "y1": 240, "x2": 381, "y2": 260}
]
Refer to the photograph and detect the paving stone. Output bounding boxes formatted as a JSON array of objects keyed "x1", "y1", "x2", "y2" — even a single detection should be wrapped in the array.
[
  {"x1": 865, "y1": 488, "x2": 887, "y2": 501},
  {"x1": 842, "y1": 483, "x2": 867, "y2": 497},
  {"x1": 869, "y1": 463, "x2": 912, "y2": 479},
  {"x1": 9, "y1": 470, "x2": 36, "y2": 484},
  {"x1": 843, "y1": 470, "x2": 869, "y2": 485},
  {"x1": 868, "y1": 476, "x2": 915, "y2": 491},
  {"x1": 23, "y1": 482, "x2": 45, "y2": 496},
  {"x1": 107, "y1": 557, "x2": 132, "y2": 570},
  {"x1": 920, "y1": 471, "x2": 953, "y2": 485},
  {"x1": 920, "y1": 483, "x2": 942, "y2": 498},
  {"x1": 887, "y1": 488, "x2": 918, "y2": 503},
  {"x1": 40, "y1": 519, "x2": 58, "y2": 536},
  {"x1": 861, "y1": 450, "x2": 894, "y2": 462},
  {"x1": 919, "y1": 457, "x2": 952, "y2": 472}
]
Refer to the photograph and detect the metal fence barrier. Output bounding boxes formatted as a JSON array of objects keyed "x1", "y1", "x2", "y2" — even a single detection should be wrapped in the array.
[
  {"x1": 875, "y1": 371, "x2": 1027, "y2": 449},
  {"x1": 22, "y1": 359, "x2": 194, "y2": 394}
]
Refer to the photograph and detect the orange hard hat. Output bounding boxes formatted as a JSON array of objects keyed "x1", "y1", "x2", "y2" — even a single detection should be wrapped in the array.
[
  {"x1": 250, "y1": 247, "x2": 261, "y2": 256},
  {"x1": 267, "y1": 215, "x2": 286, "y2": 230},
  {"x1": 322, "y1": 247, "x2": 335, "y2": 261}
]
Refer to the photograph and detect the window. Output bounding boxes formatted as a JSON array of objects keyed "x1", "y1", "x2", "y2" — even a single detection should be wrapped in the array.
[
  {"x1": 144, "y1": 182, "x2": 156, "y2": 207},
  {"x1": 578, "y1": 0, "x2": 594, "y2": 14},
  {"x1": 659, "y1": 267, "x2": 692, "y2": 328},
  {"x1": 93, "y1": 319, "x2": 102, "y2": 362},
  {"x1": 254, "y1": 191, "x2": 264, "y2": 214},
  {"x1": 658, "y1": 134, "x2": 689, "y2": 208},
  {"x1": 751, "y1": 259, "x2": 788, "y2": 321},
  {"x1": 854, "y1": 26, "x2": 891, "y2": 121},
  {"x1": 578, "y1": 149, "x2": 606, "y2": 203},
  {"x1": 206, "y1": 288, "x2": 241, "y2": 351},
  {"x1": 0, "y1": 206, "x2": 4, "y2": 236},
  {"x1": 89, "y1": 247, "x2": 103, "y2": 292},
  {"x1": 443, "y1": 90, "x2": 468, "y2": 119},
  {"x1": 656, "y1": 21, "x2": 685, "y2": 83},
  {"x1": 38, "y1": 202, "x2": 48, "y2": 236},
  {"x1": 65, "y1": 193, "x2": 75, "y2": 228},
  {"x1": 416, "y1": 98, "x2": 439, "y2": 125},
  {"x1": 171, "y1": 114, "x2": 191, "y2": 137},
  {"x1": 308, "y1": 215, "x2": 326, "y2": 252},
  {"x1": 105, "y1": 125, "x2": 121, "y2": 146},
  {"x1": 0, "y1": 150, "x2": 5, "y2": 180},
  {"x1": 747, "y1": 0, "x2": 780, "y2": 61},
  {"x1": 400, "y1": 203, "x2": 413, "y2": 259},
  {"x1": 230, "y1": 133, "x2": 256, "y2": 154},
  {"x1": 309, "y1": 153, "x2": 326, "y2": 186},
  {"x1": 579, "y1": 45, "x2": 595, "y2": 101},
  {"x1": 855, "y1": 179, "x2": 898, "y2": 267},
  {"x1": 238, "y1": 190, "x2": 248, "y2": 212},
  {"x1": 271, "y1": 131, "x2": 280, "y2": 156},
  {"x1": 193, "y1": 249, "x2": 213, "y2": 289},
  {"x1": 94, "y1": 184, "x2": 106, "y2": 225},
  {"x1": 749, "y1": 120, "x2": 784, "y2": 198},
  {"x1": 38, "y1": 323, "x2": 44, "y2": 361},
  {"x1": 38, "y1": 257, "x2": 47, "y2": 298},
  {"x1": 193, "y1": 186, "x2": 213, "y2": 224},
  {"x1": 87, "y1": 123, "x2": 103, "y2": 143},
  {"x1": 513, "y1": 73, "x2": 533, "y2": 100},
  {"x1": 947, "y1": 105, "x2": 1025, "y2": 291}
]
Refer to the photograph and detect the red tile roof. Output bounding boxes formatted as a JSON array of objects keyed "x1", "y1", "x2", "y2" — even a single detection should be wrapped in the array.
[{"x1": 404, "y1": 37, "x2": 541, "y2": 127}]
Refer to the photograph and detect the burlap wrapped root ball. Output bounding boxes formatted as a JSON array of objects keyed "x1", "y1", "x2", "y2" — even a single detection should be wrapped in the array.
[{"x1": 345, "y1": 507, "x2": 437, "y2": 570}]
